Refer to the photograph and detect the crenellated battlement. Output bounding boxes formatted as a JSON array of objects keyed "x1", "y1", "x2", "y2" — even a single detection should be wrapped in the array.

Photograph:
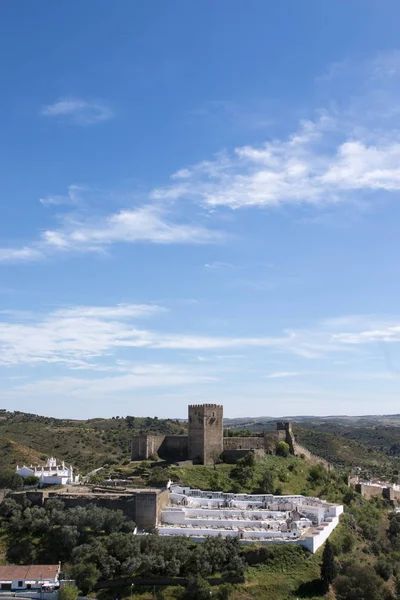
[{"x1": 188, "y1": 404, "x2": 223, "y2": 410}]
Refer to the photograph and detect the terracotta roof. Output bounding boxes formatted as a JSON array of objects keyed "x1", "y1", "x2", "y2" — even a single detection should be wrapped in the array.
[{"x1": 0, "y1": 565, "x2": 59, "y2": 582}]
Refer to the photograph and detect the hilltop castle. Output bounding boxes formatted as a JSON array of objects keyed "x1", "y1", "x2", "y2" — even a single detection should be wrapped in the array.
[{"x1": 131, "y1": 403, "x2": 295, "y2": 465}]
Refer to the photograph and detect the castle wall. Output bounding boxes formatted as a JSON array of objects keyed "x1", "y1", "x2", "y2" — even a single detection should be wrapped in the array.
[
  {"x1": 264, "y1": 430, "x2": 286, "y2": 453},
  {"x1": 131, "y1": 435, "x2": 166, "y2": 460},
  {"x1": 7, "y1": 489, "x2": 166, "y2": 530},
  {"x1": 223, "y1": 437, "x2": 265, "y2": 451},
  {"x1": 290, "y1": 440, "x2": 332, "y2": 471},
  {"x1": 383, "y1": 488, "x2": 400, "y2": 505},
  {"x1": 222, "y1": 449, "x2": 265, "y2": 464},
  {"x1": 158, "y1": 436, "x2": 188, "y2": 460}
]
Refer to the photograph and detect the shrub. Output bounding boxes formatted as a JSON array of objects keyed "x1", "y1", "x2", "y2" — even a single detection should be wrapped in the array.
[
  {"x1": 24, "y1": 475, "x2": 39, "y2": 486},
  {"x1": 0, "y1": 471, "x2": 23, "y2": 489},
  {"x1": 276, "y1": 441, "x2": 290, "y2": 457},
  {"x1": 58, "y1": 584, "x2": 78, "y2": 600}
]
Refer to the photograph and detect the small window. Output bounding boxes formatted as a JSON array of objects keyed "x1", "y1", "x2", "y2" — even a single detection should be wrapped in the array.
[
  {"x1": 27, "y1": 584, "x2": 32, "y2": 590},
  {"x1": 18, "y1": 581, "x2": 23, "y2": 588}
]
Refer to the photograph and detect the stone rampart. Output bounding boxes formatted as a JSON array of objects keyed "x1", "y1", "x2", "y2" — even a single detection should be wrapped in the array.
[
  {"x1": 223, "y1": 437, "x2": 265, "y2": 451},
  {"x1": 131, "y1": 435, "x2": 166, "y2": 461},
  {"x1": 291, "y1": 441, "x2": 332, "y2": 471},
  {"x1": 356, "y1": 484, "x2": 385, "y2": 500},
  {"x1": 264, "y1": 430, "x2": 286, "y2": 453},
  {"x1": 222, "y1": 449, "x2": 265, "y2": 464},
  {"x1": 383, "y1": 488, "x2": 400, "y2": 504},
  {"x1": 8, "y1": 488, "x2": 167, "y2": 530}
]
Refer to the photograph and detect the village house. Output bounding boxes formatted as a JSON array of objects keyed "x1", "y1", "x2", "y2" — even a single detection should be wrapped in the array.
[{"x1": 0, "y1": 564, "x2": 60, "y2": 592}]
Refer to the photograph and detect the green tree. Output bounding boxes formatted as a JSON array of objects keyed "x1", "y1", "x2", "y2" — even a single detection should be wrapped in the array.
[
  {"x1": 148, "y1": 466, "x2": 170, "y2": 487},
  {"x1": 240, "y1": 451, "x2": 256, "y2": 468},
  {"x1": 218, "y1": 583, "x2": 234, "y2": 599},
  {"x1": 0, "y1": 471, "x2": 23, "y2": 489},
  {"x1": 186, "y1": 574, "x2": 212, "y2": 600},
  {"x1": 276, "y1": 441, "x2": 290, "y2": 457},
  {"x1": 24, "y1": 475, "x2": 39, "y2": 486},
  {"x1": 321, "y1": 540, "x2": 336, "y2": 590},
  {"x1": 334, "y1": 565, "x2": 391, "y2": 600},
  {"x1": 58, "y1": 585, "x2": 78, "y2": 600},
  {"x1": 71, "y1": 562, "x2": 100, "y2": 595},
  {"x1": 259, "y1": 471, "x2": 274, "y2": 494},
  {"x1": 308, "y1": 464, "x2": 326, "y2": 484}
]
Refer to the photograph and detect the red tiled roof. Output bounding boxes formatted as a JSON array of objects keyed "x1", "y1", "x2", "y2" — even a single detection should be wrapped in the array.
[{"x1": 0, "y1": 565, "x2": 59, "y2": 582}]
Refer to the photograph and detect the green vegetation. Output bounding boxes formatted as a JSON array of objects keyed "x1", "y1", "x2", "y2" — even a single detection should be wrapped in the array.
[
  {"x1": 293, "y1": 425, "x2": 399, "y2": 474},
  {"x1": 0, "y1": 411, "x2": 185, "y2": 474},
  {"x1": 0, "y1": 470, "x2": 23, "y2": 489},
  {"x1": 164, "y1": 454, "x2": 347, "y2": 501},
  {"x1": 58, "y1": 584, "x2": 78, "y2": 600},
  {"x1": 275, "y1": 441, "x2": 290, "y2": 457}
]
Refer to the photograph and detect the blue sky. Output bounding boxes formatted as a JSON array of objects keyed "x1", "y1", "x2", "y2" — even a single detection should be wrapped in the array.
[{"x1": 2, "y1": 1, "x2": 400, "y2": 418}]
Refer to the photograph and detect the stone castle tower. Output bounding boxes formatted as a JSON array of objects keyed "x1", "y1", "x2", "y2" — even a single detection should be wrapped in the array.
[{"x1": 188, "y1": 404, "x2": 223, "y2": 465}]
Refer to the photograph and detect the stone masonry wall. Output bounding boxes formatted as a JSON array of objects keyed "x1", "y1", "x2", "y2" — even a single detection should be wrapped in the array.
[
  {"x1": 131, "y1": 435, "x2": 166, "y2": 460},
  {"x1": 188, "y1": 404, "x2": 223, "y2": 465},
  {"x1": 158, "y1": 436, "x2": 188, "y2": 460},
  {"x1": 264, "y1": 430, "x2": 286, "y2": 453},
  {"x1": 223, "y1": 437, "x2": 265, "y2": 451},
  {"x1": 8, "y1": 489, "x2": 164, "y2": 530},
  {"x1": 357, "y1": 484, "x2": 386, "y2": 500},
  {"x1": 222, "y1": 449, "x2": 265, "y2": 464}
]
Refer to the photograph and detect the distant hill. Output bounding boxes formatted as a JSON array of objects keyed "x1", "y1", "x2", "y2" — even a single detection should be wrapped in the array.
[
  {"x1": 0, "y1": 411, "x2": 186, "y2": 474},
  {"x1": 223, "y1": 415, "x2": 400, "y2": 474}
]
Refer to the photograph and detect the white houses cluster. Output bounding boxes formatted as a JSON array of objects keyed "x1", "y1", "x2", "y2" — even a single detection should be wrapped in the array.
[
  {"x1": 158, "y1": 485, "x2": 343, "y2": 553},
  {"x1": 16, "y1": 457, "x2": 78, "y2": 486}
]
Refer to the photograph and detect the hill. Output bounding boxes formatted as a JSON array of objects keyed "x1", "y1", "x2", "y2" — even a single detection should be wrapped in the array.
[
  {"x1": 224, "y1": 416, "x2": 400, "y2": 474},
  {"x1": 0, "y1": 411, "x2": 186, "y2": 474}
]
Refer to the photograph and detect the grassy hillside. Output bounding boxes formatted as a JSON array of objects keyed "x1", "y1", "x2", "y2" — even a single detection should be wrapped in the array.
[
  {"x1": 224, "y1": 416, "x2": 400, "y2": 474},
  {"x1": 0, "y1": 411, "x2": 185, "y2": 474},
  {"x1": 293, "y1": 424, "x2": 400, "y2": 475}
]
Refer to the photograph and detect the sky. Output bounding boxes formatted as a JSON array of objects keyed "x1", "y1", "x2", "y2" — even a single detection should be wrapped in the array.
[{"x1": 2, "y1": 1, "x2": 400, "y2": 419}]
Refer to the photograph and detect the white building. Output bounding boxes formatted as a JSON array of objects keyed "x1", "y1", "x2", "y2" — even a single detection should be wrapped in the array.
[
  {"x1": 16, "y1": 457, "x2": 78, "y2": 486},
  {"x1": 0, "y1": 564, "x2": 60, "y2": 592},
  {"x1": 157, "y1": 485, "x2": 343, "y2": 553}
]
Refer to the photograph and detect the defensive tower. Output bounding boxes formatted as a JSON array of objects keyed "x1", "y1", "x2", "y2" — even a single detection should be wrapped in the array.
[{"x1": 188, "y1": 404, "x2": 223, "y2": 465}]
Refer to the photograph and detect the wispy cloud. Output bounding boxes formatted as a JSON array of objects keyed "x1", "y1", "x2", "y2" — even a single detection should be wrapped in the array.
[
  {"x1": 42, "y1": 98, "x2": 114, "y2": 125},
  {"x1": 150, "y1": 53, "x2": 400, "y2": 211},
  {"x1": 39, "y1": 185, "x2": 83, "y2": 206},
  {"x1": 0, "y1": 201, "x2": 224, "y2": 264},
  {"x1": 265, "y1": 371, "x2": 308, "y2": 379},
  {"x1": 0, "y1": 304, "x2": 398, "y2": 370},
  {"x1": 0, "y1": 247, "x2": 44, "y2": 263},
  {"x1": 151, "y1": 113, "x2": 400, "y2": 209},
  {"x1": 204, "y1": 261, "x2": 235, "y2": 271}
]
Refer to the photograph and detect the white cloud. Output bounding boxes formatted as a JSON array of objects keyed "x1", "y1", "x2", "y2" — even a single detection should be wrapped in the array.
[
  {"x1": 53, "y1": 304, "x2": 165, "y2": 320},
  {"x1": 265, "y1": 371, "x2": 307, "y2": 379},
  {"x1": 0, "y1": 247, "x2": 44, "y2": 263},
  {"x1": 42, "y1": 99, "x2": 114, "y2": 125},
  {"x1": 204, "y1": 261, "x2": 235, "y2": 270},
  {"x1": 150, "y1": 107, "x2": 400, "y2": 210},
  {"x1": 6, "y1": 363, "x2": 216, "y2": 400},
  {"x1": 1, "y1": 303, "x2": 399, "y2": 371},
  {"x1": 39, "y1": 185, "x2": 83, "y2": 206},
  {"x1": 0, "y1": 203, "x2": 223, "y2": 264}
]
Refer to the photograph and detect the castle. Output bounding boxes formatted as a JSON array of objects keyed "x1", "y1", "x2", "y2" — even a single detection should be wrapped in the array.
[{"x1": 131, "y1": 404, "x2": 296, "y2": 465}]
